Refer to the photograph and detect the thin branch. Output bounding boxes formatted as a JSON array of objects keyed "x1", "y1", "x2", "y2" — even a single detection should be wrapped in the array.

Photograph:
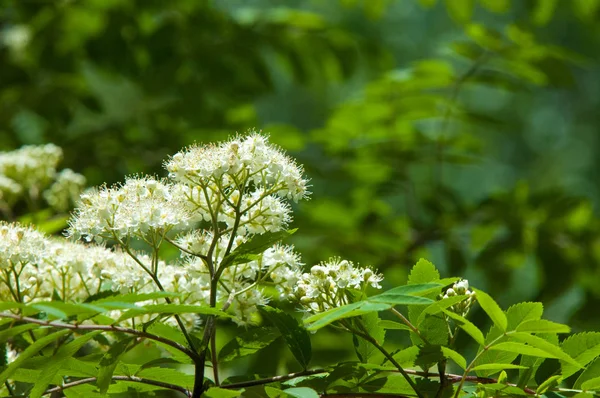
[
  {"x1": 113, "y1": 233, "x2": 198, "y2": 355},
  {"x1": 42, "y1": 375, "x2": 191, "y2": 397},
  {"x1": 221, "y1": 369, "x2": 328, "y2": 389},
  {"x1": 164, "y1": 237, "x2": 209, "y2": 262},
  {"x1": 211, "y1": 327, "x2": 220, "y2": 386},
  {"x1": 344, "y1": 324, "x2": 424, "y2": 398},
  {"x1": 0, "y1": 312, "x2": 199, "y2": 361}
]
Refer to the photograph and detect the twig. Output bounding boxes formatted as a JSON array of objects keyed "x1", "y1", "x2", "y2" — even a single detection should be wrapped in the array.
[
  {"x1": 346, "y1": 324, "x2": 424, "y2": 398},
  {"x1": 0, "y1": 312, "x2": 199, "y2": 361},
  {"x1": 211, "y1": 327, "x2": 220, "y2": 386},
  {"x1": 42, "y1": 375, "x2": 191, "y2": 397},
  {"x1": 164, "y1": 237, "x2": 209, "y2": 262},
  {"x1": 221, "y1": 369, "x2": 328, "y2": 389}
]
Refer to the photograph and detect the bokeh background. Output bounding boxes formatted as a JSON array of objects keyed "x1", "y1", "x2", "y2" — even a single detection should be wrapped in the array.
[{"x1": 3, "y1": 0, "x2": 600, "y2": 382}]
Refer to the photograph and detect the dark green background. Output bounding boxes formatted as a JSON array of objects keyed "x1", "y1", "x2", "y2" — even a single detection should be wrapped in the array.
[{"x1": 3, "y1": 0, "x2": 600, "y2": 377}]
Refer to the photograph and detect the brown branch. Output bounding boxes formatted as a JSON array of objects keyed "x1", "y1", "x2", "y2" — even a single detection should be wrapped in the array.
[
  {"x1": 220, "y1": 366, "x2": 536, "y2": 395},
  {"x1": 0, "y1": 312, "x2": 199, "y2": 361},
  {"x1": 42, "y1": 375, "x2": 191, "y2": 397}
]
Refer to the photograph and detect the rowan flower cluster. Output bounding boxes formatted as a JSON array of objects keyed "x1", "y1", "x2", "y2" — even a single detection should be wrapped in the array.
[
  {"x1": 175, "y1": 230, "x2": 303, "y2": 325},
  {"x1": 0, "y1": 144, "x2": 86, "y2": 214},
  {"x1": 62, "y1": 132, "x2": 310, "y2": 325},
  {"x1": 165, "y1": 133, "x2": 309, "y2": 202},
  {"x1": 439, "y1": 279, "x2": 476, "y2": 316},
  {"x1": 0, "y1": 144, "x2": 62, "y2": 192},
  {"x1": 68, "y1": 177, "x2": 191, "y2": 242},
  {"x1": 43, "y1": 168, "x2": 87, "y2": 212},
  {"x1": 0, "y1": 222, "x2": 145, "y2": 303},
  {"x1": 295, "y1": 257, "x2": 383, "y2": 313}
]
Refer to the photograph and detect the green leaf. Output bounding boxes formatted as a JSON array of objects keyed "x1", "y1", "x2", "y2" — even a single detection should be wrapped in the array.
[
  {"x1": 259, "y1": 306, "x2": 311, "y2": 369},
  {"x1": 378, "y1": 283, "x2": 442, "y2": 296},
  {"x1": 221, "y1": 229, "x2": 297, "y2": 268},
  {"x1": 489, "y1": 342, "x2": 557, "y2": 358},
  {"x1": 204, "y1": 387, "x2": 244, "y2": 397},
  {"x1": 146, "y1": 322, "x2": 187, "y2": 346},
  {"x1": 474, "y1": 289, "x2": 507, "y2": 331},
  {"x1": 477, "y1": 383, "x2": 528, "y2": 396},
  {"x1": 394, "y1": 346, "x2": 420, "y2": 367},
  {"x1": 575, "y1": 357, "x2": 600, "y2": 389},
  {"x1": 518, "y1": 333, "x2": 558, "y2": 388},
  {"x1": 91, "y1": 291, "x2": 182, "y2": 305},
  {"x1": 506, "y1": 302, "x2": 544, "y2": 330},
  {"x1": 407, "y1": 259, "x2": 440, "y2": 285},
  {"x1": 367, "y1": 293, "x2": 434, "y2": 306},
  {"x1": 561, "y1": 332, "x2": 600, "y2": 378},
  {"x1": 536, "y1": 375, "x2": 562, "y2": 395},
  {"x1": 0, "y1": 323, "x2": 38, "y2": 343},
  {"x1": 571, "y1": 393, "x2": 595, "y2": 398},
  {"x1": 442, "y1": 346, "x2": 466, "y2": 370},
  {"x1": 116, "y1": 303, "x2": 230, "y2": 322},
  {"x1": 442, "y1": 309, "x2": 485, "y2": 345},
  {"x1": 135, "y1": 367, "x2": 195, "y2": 387},
  {"x1": 474, "y1": 302, "x2": 544, "y2": 377},
  {"x1": 417, "y1": 295, "x2": 470, "y2": 326},
  {"x1": 413, "y1": 315, "x2": 449, "y2": 346},
  {"x1": 0, "y1": 303, "x2": 23, "y2": 313},
  {"x1": 471, "y1": 364, "x2": 529, "y2": 372},
  {"x1": 0, "y1": 329, "x2": 70, "y2": 386},
  {"x1": 581, "y1": 375, "x2": 600, "y2": 391},
  {"x1": 219, "y1": 327, "x2": 280, "y2": 363},
  {"x1": 444, "y1": 0, "x2": 474, "y2": 24},
  {"x1": 510, "y1": 332, "x2": 581, "y2": 369},
  {"x1": 97, "y1": 337, "x2": 136, "y2": 394},
  {"x1": 353, "y1": 312, "x2": 385, "y2": 363},
  {"x1": 29, "y1": 302, "x2": 107, "y2": 319},
  {"x1": 30, "y1": 331, "x2": 102, "y2": 398},
  {"x1": 283, "y1": 387, "x2": 320, "y2": 398},
  {"x1": 304, "y1": 301, "x2": 391, "y2": 331},
  {"x1": 415, "y1": 345, "x2": 444, "y2": 370},
  {"x1": 516, "y1": 319, "x2": 570, "y2": 334},
  {"x1": 378, "y1": 320, "x2": 411, "y2": 331}
]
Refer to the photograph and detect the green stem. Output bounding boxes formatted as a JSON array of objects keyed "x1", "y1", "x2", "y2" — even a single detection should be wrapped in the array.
[
  {"x1": 390, "y1": 307, "x2": 430, "y2": 345},
  {"x1": 453, "y1": 331, "x2": 512, "y2": 398},
  {"x1": 345, "y1": 322, "x2": 424, "y2": 398}
]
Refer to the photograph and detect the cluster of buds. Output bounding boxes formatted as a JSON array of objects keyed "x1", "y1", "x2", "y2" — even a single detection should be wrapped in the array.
[
  {"x1": 439, "y1": 279, "x2": 476, "y2": 316},
  {"x1": 295, "y1": 258, "x2": 383, "y2": 313}
]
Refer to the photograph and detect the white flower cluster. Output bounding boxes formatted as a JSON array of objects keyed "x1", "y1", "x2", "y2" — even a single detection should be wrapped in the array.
[
  {"x1": 0, "y1": 175, "x2": 22, "y2": 205},
  {"x1": 0, "y1": 222, "x2": 147, "y2": 303},
  {"x1": 63, "y1": 132, "x2": 310, "y2": 325},
  {"x1": 0, "y1": 144, "x2": 62, "y2": 191},
  {"x1": 439, "y1": 279, "x2": 476, "y2": 316},
  {"x1": 175, "y1": 230, "x2": 303, "y2": 325},
  {"x1": 0, "y1": 144, "x2": 86, "y2": 213},
  {"x1": 68, "y1": 177, "x2": 191, "y2": 242},
  {"x1": 43, "y1": 169, "x2": 87, "y2": 212},
  {"x1": 165, "y1": 132, "x2": 309, "y2": 202},
  {"x1": 295, "y1": 258, "x2": 383, "y2": 313}
]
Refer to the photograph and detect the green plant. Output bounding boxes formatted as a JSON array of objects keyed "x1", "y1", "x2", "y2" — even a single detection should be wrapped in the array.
[{"x1": 0, "y1": 133, "x2": 599, "y2": 398}]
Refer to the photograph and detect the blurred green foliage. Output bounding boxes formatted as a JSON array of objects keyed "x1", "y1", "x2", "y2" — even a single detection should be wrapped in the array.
[{"x1": 3, "y1": 0, "x2": 600, "y2": 381}]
